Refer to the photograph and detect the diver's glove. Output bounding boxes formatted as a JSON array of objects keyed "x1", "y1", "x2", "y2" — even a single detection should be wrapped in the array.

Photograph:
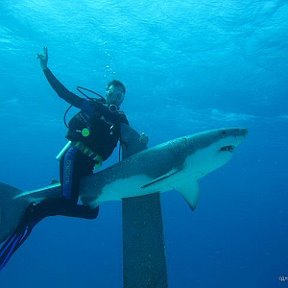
[
  {"x1": 37, "y1": 46, "x2": 48, "y2": 70},
  {"x1": 139, "y1": 132, "x2": 149, "y2": 146}
]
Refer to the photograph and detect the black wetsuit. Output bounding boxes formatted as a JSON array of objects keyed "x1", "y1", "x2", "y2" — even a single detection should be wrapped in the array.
[{"x1": 43, "y1": 68, "x2": 129, "y2": 204}]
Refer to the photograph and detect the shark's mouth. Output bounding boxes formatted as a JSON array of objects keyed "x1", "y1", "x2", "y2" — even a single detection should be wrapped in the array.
[{"x1": 219, "y1": 145, "x2": 235, "y2": 152}]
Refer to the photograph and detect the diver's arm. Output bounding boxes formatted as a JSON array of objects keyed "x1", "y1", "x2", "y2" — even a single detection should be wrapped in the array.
[
  {"x1": 120, "y1": 123, "x2": 148, "y2": 159},
  {"x1": 43, "y1": 68, "x2": 83, "y2": 108},
  {"x1": 139, "y1": 132, "x2": 149, "y2": 146},
  {"x1": 120, "y1": 115, "x2": 149, "y2": 147},
  {"x1": 38, "y1": 47, "x2": 83, "y2": 108},
  {"x1": 120, "y1": 113, "x2": 129, "y2": 126}
]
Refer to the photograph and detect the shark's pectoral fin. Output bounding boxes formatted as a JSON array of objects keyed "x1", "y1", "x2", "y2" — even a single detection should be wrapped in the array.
[
  {"x1": 141, "y1": 169, "x2": 179, "y2": 189},
  {"x1": 176, "y1": 180, "x2": 199, "y2": 211}
]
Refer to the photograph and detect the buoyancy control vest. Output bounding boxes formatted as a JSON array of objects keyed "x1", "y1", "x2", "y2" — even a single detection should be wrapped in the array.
[{"x1": 66, "y1": 102, "x2": 128, "y2": 161}]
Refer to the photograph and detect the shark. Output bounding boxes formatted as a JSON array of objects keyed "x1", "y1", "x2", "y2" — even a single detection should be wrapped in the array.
[{"x1": 0, "y1": 127, "x2": 247, "y2": 247}]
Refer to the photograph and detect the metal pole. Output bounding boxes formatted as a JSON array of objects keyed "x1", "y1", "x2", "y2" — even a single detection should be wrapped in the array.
[
  {"x1": 121, "y1": 124, "x2": 168, "y2": 287},
  {"x1": 122, "y1": 194, "x2": 168, "y2": 288}
]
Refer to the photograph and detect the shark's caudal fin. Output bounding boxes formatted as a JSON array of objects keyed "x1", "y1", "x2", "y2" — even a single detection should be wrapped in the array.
[{"x1": 0, "y1": 182, "x2": 28, "y2": 245}]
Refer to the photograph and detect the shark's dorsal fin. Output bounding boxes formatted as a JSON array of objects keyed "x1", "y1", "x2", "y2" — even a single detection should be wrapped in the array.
[{"x1": 141, "y1": 169, "x2": 179, "y2": 188}]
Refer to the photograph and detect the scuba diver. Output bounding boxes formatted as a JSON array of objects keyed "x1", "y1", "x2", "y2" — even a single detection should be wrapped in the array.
[
  {"x1": 38, "y1": 47, "x2": 130, "y2": 208},
  {"x1": 0, "y1": 47, "x2": 148, "y2": 270}
]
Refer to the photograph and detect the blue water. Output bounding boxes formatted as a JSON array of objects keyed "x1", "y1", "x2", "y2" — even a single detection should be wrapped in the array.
[{"x1": 0, "y1": 1, "x2": 287, "y2": 287}]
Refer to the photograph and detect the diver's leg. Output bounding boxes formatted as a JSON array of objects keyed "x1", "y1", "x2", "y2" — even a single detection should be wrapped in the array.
[
  {"x1": 60, "y1": 146, "x2": 79, "y2": 203},
  {"x1": 60, "y1": 147, "x2": 94, "y2": 202},
  {"x1": 33, "y1": 198, "x2": 99, "y2": 219},
  {"x1": 59, "y1": 148, "x2": 99, "y2": 218}
]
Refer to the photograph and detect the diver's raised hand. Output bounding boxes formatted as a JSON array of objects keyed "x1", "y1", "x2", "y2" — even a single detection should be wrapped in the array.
[{"x1": 37, "y1": 47, "x2": 48, "y2": 70}]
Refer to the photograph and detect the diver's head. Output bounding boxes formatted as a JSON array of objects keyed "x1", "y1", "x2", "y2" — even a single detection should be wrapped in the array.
[{"x1": 105, "y1": 80, "x2": 126, "y2": 110}]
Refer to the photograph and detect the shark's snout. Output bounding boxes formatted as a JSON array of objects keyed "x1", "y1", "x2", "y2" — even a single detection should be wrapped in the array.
[
  {"x1": 221, "y1": 128, "x2": 248, "y2": 137},
  {"x1": 238, "y1": 128, "x2": 248, "y2": 137},
  {"x1": 218, "y1": 128, "x2": 248, "y2": 153}
]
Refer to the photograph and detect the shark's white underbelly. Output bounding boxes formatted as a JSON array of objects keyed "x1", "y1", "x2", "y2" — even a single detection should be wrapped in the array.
[{"x1": 97, "y1": 175, "x2": 159, "y2": 203}]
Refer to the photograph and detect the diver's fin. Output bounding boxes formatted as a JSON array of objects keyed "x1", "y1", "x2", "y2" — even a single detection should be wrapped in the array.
[
  {"x1": 175, "y1": 180, "x2": 200, "y2": 211},
  {"x1": 0, "y1": 222, "x2": 34, "y2": 271},
  {"x1": 141, "y1": 169, "x2": 179, "y2": 189}
]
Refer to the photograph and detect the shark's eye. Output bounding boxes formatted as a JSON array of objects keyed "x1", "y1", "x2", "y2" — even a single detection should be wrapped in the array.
[{"x1": 220, "y1": 145, "x2": 235, "y2": 152}]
